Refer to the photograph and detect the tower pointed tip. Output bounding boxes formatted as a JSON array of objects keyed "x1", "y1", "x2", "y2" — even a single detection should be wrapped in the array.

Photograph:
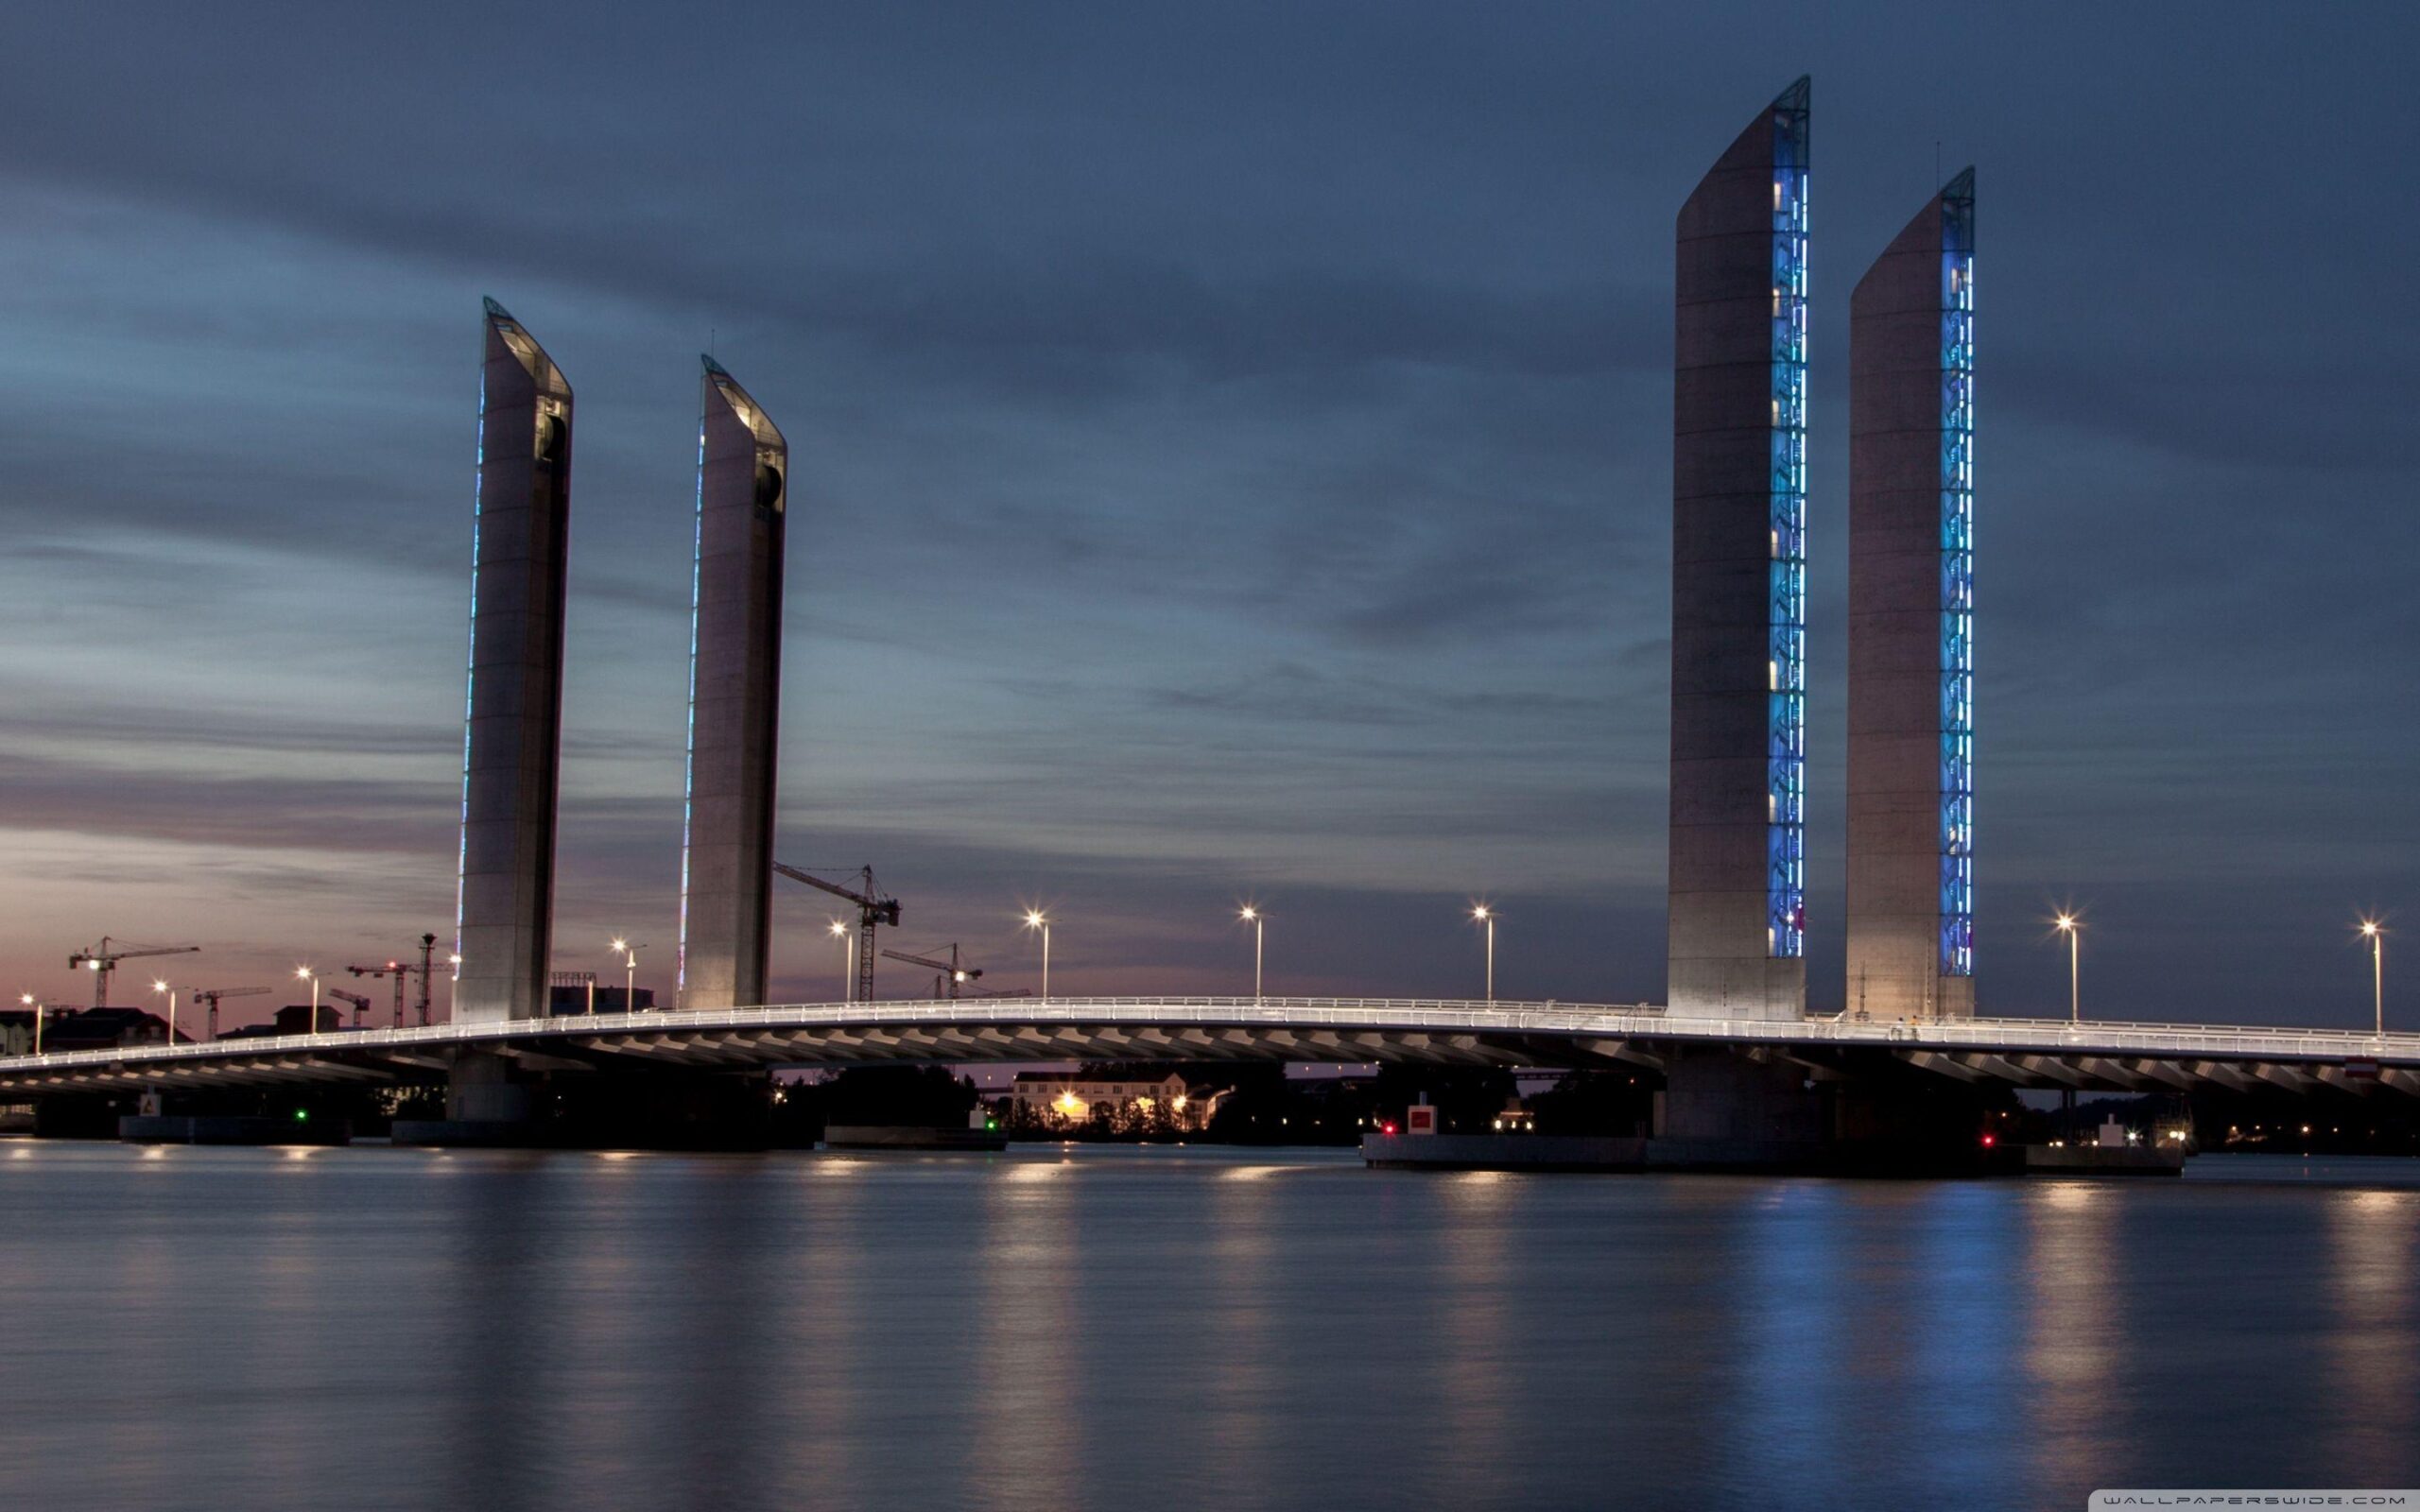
[
  {"x1": 700, "y1": 357, "x2": 784, "y2": 449},
  {"x1": 1944, "y1": 164, "x2": 1975, "y2": 199},
  {"x1": 1774, "y1": 76, "x2": 1809, "y2": 112},
  {"x1": 482, "y1": 295, "x2": 514, "y2": 321}
]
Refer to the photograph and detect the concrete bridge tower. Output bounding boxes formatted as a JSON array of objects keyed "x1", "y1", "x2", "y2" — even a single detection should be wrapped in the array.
[
  {"x1": 677, "y1": 357, "x2": 788, "y2": 1010},
  {"x1": 454, "y1": 299, "x2": 574, "y2": 1028},
  {"x1": 1668, "y1": 78, "x2": 1811, "y2": 1021},
  {"x1": 1847, "y1": 170, "x2": 1976, "y2": 1022}
]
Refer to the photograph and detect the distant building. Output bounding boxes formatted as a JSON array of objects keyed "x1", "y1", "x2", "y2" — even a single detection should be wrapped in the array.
[
  {"x1": 1004, "y1": 1071, "x2": 1227, "y2": 1131},
  {"x1": 216, "y1": 1005, "x2": 345, "y2": 1040},
  {"x1": 37, "y1": 1007, "x2": 186, "y2": 1052},
  {"x1": 546, "y1": 985, "x2": 656, "y2": 1016},
  {"x1": 1, "y1": 1009, "x2": 36, "y2": 1057},
  {"x1": 276, "y1": 1005, "x2": 344, "y2": 1035}
]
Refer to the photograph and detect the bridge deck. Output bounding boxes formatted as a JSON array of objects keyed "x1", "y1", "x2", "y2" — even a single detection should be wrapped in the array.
[{"x1": 3, "y1": 998, "x2": 2414, "y2": 1096}]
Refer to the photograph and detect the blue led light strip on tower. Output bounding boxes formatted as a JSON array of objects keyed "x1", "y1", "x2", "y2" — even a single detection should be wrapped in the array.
[
  {"x1": 675, "y1": 410, "x2": 705, "y2": 998},
  {"x1": 1938, "y1": 172, "x2": 1976, "y2": 978},
  {"x1": 1766, "y1": 94, "x2": 1809, "y2": 959},
  {"x1": 457, "y1": 371, "x2": 486, "y2": 962}
]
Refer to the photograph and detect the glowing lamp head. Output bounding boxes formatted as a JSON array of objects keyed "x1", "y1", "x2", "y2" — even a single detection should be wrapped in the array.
[
  {"x1": 152, "y1": 980, "x2": 169, "y2": 994},
  {"x1": 2360, "y1": 920, "x2": 2380, "y2": 938},
  {"x1": 21, "y1": 993, "x2": 34, "y2": 1005},
  {"x1": 1472, "y1": 905, "x2": 1492, "y2": 922},
  {"x1": 827, "y1": 920, "x2": 848, "y2": 938},
  {"x1": 2054, "y1": 914, "x2": 2078, "y2": 934},
  {"x1": 611, "y1": 937, "x2": 628, "y2": 954},
  {"x1": 295, "y1": 966, "x2": 312, "y2": 980},
  {"x1": 1024, "y1": 910, "x2": 1047, "y2": 931},
  {"x1": 1239, "y1": 906, "x2": 1257, "y2": 922},
  {"x1": 86, "y1": 960, "x2": 101, "y2": 971}
]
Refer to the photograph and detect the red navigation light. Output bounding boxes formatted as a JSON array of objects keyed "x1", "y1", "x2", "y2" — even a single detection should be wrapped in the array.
[
  {"x1": 1979, "y1": 1132, "x2": 1996, "y2": 1147},
  {"x1": 1380, "y1": 1121, "x2": 1399, "y2": 1137}
]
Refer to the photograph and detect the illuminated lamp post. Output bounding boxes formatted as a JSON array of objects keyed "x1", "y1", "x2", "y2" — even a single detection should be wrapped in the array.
[
  {"x1": 611, "y1": 938, "x2": 642, "y2": 1013},
  {"x1": 827, "y1": 920, "x2": 853, "y2": 1003},
  {"x1": 1238, "y1": 905, "x2": 1264, "y2": 1003},
  {"x1": 2053, "y1": 914, "x2": 2082, "y2": 1024},
  {"x1": 152, "y1": 979, "x2": 180, "y2": 1045},
  {"x1": 1471, "y1": 904, "x2": 1496, "y2": 1003},
  {"x1": 2360, "y1": 920, "x2": 2386, "y2": 1037},
  {"x1": 1024, "y1": 910, "x2": 1051, "y2": 1000}
]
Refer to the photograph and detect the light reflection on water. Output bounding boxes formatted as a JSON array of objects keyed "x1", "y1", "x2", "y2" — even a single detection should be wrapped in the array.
[
  {"x1": 2325, "y1": 1188, "x2": 2420, "y2": 1481},
  {"x1": 2027, "y1": 1181, "x2": 2123, "y2": 1478},
  {"x1": 0, "y1": 1144, "x2": 2413, "y2": 1512}
]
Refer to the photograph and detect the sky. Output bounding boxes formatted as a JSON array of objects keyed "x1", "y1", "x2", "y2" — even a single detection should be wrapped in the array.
[{"x1": 0, "y1": 2, "x2": 2412, "y2": 1033}]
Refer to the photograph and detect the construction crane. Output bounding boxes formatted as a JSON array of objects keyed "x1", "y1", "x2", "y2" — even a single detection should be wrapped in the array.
[
  {"x1": 325, "y1": 988, "x2": 372, "y2": 1030},
  {"x1": 193, "y1": 987, "x2": 268, "y2": 1040},
  {"x1": 773, "y1": 864, "x2": 899, "y2": 1004},
  {"x1": 68, "y1": 937, "x2": 200, "y2": 1007},
  {"x1": 348, "y1": 936, "x2": 441, "y2": 1027},
  {"x1": 878, "y1": 943, "x2": 991, "y2": 1001}
]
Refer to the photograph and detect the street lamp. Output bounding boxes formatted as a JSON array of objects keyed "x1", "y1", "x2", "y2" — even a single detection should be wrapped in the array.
[
  {"x1": 1471, "y1": 904, "x2": 1496, "y2": 1003},
  {"x1": 21, "y1": 992, "x2": 40, "y2": 1056},
  {"x1": 1238, "y1": 905, "x2": 1264, "y2": 1003},
  {"x1": 152, "y1": 979, "x2": 180, "y2": 1045},
  {"x1": 2360, "y1": 920, "x2": 2386, "y2": 1037},
  {"x1": 1024, "y1": 910, "x2": 1051, "y2": 999},
  {"x1": 296, "y1": 966, "x2": 320, "y2": 1034},
  {"x1": 611, "y1": 938, "x2": 641, "y2": 1012},
  {"x1": 827, "y1": 919, "x2": 854, "y2": 1003},
  {"x1": 2053, "y1": 914, "x2": 2082, "y2": 1024}
]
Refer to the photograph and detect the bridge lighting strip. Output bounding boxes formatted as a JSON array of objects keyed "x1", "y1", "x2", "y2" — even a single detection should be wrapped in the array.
[
  {"x1": 456, "y1": 370, "x2": 487, "y2": 964},
  {"x1": 1766, "y1": 94, "x2": 1810, "y2": 960},
  {"x1": 1939, "y1": 180, "x2": 1976, "y2": 978},
  {"x1": 676, "y1": 409, "x2": 705, "y2": 997}
]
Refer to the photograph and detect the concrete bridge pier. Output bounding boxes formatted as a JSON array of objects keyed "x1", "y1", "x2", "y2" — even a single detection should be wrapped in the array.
[
  {"x1": 1656, "y1": 1045, "x2": 1829, "y2": 1143},
  {"x1": 387, "y1": 1050, "x2": 540, "y2": 1146},
  {"x1": 1648, "y1": 1042, "x2": 2002, "y2": 1174},
  {"x1": 445, "y1": 1049, "x2": 535, "y2": 1125},
  {"x1": 393, "y1": 1051, "x2": 774, "y2": 1149}
]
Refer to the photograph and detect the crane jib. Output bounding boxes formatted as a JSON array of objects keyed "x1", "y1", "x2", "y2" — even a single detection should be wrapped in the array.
[{"x1": 772, "y1": 864, "x2": 902, "y2": 1003}]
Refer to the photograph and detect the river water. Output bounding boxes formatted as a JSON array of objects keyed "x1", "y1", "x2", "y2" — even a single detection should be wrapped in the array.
[{"x1": 2, "y1": 1142, "x2": 2414, "y2": 1511}]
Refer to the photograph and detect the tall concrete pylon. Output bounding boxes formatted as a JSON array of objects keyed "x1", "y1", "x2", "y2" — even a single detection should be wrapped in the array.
[
  {"x1": 1848, "y1": 169, "x2": 1976, "y2": 1022},
  {"x1": 677, "y1": 356, "x2": 788, "y2": 1010},
  {"x1": 1668, "y1": 77, "x2": 1811, "y2": 1020},
  {"x1": 454, "y1": 298, "x2": 574, "y2": 1026}
]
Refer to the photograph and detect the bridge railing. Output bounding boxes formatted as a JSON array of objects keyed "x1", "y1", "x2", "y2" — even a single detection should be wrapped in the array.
[{"x1": 2, "y1": 996, "x2": 2415, "y2": 1075}]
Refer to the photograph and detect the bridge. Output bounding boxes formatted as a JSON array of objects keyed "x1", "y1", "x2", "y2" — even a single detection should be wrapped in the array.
[{"x1": 4, "y1": 998, "x2": 2415, "y2": 1099}]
